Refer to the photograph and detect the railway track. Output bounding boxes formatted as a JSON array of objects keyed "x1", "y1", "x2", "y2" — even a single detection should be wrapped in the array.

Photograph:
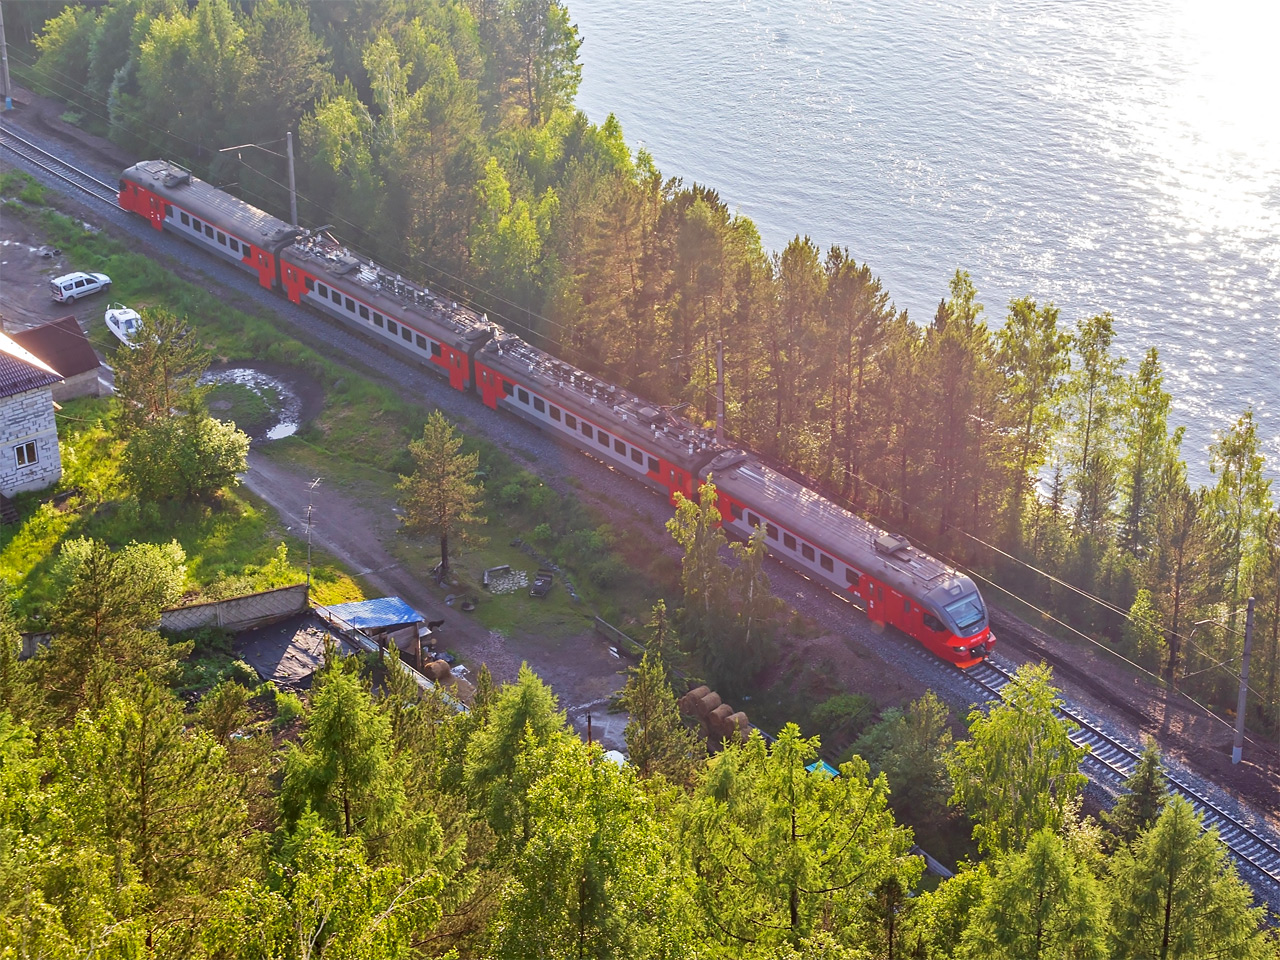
[
  {"x1": 5, "y1": 125, "x2": 1279, "y2": 899},
  {"x1": 0, "y1": 124, "x2": 121, "y2": 206},
  {"x1": 964, "y1": 657, "x2": 1280, "y2": 889}
]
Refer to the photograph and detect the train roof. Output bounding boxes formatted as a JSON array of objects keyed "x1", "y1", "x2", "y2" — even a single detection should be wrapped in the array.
[
  {"x1": 705, "y1": 450, "x2": 971, "y2": 601},
  {"x1": 280, "y1": 234, "x2": 492, "y2": 347},
  {"x1": 121, "y1": 160, "x2": 300, "y2": 250},
  {"x1": 477, "y1": 332, "x2": 726, "y2": 468}
]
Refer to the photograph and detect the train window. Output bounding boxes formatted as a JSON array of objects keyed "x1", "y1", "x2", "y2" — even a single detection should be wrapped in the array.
[
  {"x1": 229, "y1": 238, "x2": 239, "y2": 253},
  {"x1": 598, "y1": 431, "x2": 610, "y2": 448},
  {"x1": 180, "y1": 212, "x2": 190, "y2": 226},
  {"x1": 784, "y1": 533, "x2": 797, "y2": 550},
  {"x1": 205, "y1": 224, "x2": 214, "y2": 238},
  {"x1": 801, "y1": 544, "x2": 815, "y2": 561},
  {"x1": 565, "y1": 413, "x2": 577, "y2": 429},
  {"x1": 821, "y1": 555, "x2": 834, "y2": 572},
  {"x1": 903, "y1": 599, "x2": 911, "y2": 614},
  {"x1": 747, "y1": 512, "x2": 759, "y2": 528},
  {"x1": 534, "y1": 397, "x2": 545, "y2": 413},
  {"x1": 845, "y1": 569, "x2": 860, "y2": 587},
  {"x1": 318, "y1": 283, "x2": 328, "y2": 298},
  {"x1": 877, "y1": 587, "x2": 884, "y2": 601},
  {"x1": 345, "y1": 297, "x2": 355, "y2": 312},
  {"x1": 330, "y1": 289, "x2": 340, "y2": 304},
  {"x1": 648, "y1": 456, "x2": 659, "y2": 472},
  {"x1": 581, "y1": 423, "x2": 593, "y2": 439},
  {"x1": 165, "y1": 204, "x2": 173, "y2": 218},
  {"x1": 305, "y1": 277, "x2": 314, "y2": 291},
  {"x1": 192, "y1": 217, "x2": 202, "y2": 232},
  {"x1": 431, "y1": 342, "x2": 442, "y2": 357},
  {"x1": 359, "y1": 305, "x2": 369, "y2": 320},
  {"x1": 631, "y1": 448, "x2": 643, "y2": 464},
  {"x1": 518, "y1": 388, "x2": 529, "y2": 404},
  {"x1": 387, "y1": 320, "x2": 398, "y2": 335},
  {"x1": 922, "y1": 613, "x2": 946, "y2": 632},
  {"x1": 415, "y1": 334, "x2": 426, "y2": 349},
  {"x1": 373, "y1": 313, "x2": 383, "y2": 328},
  {"x1": 766, "y1": 523, "x2": 778, "y2": 541},
  {"x1": 550, "y1": 406, "x2": 561, "y2": 422},
  {"x1": 217, "y1": 231, "x2": 226, "y2": 245},
  {"x1": 612, "y1": 438, "x2": 624, "y2": 455},
  {"x1": 401, "y1": 327, "x2": 412, "y2": 342},
  {"x1": 502, "y1": 381, "x2": 514, "y2": 397}
]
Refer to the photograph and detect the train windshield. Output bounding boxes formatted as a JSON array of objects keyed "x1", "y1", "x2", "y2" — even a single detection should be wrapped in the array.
[{"x1": 945, "y1": 594, "x2": 985, "y2": 634}]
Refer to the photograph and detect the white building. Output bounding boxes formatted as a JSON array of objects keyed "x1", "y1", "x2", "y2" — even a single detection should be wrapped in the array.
[{"x1": 0, "y1": 332, "x2": 64, "y2": 496}]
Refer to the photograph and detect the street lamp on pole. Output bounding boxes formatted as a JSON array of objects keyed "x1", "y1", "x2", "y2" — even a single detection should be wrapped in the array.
[
  {"x1": 305, "y1": 477, "x2": 321, "y2": 596},
  {"x1": 218, "y1": 132, "x2": 298, "y2": 226}
]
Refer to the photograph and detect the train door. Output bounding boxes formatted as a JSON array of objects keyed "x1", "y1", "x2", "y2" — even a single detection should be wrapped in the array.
[{"x1": 864, "y1": 578, "x2": 886, "y2": 625}]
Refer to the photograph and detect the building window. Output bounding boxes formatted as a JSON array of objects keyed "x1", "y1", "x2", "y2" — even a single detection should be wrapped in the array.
[
  {"x1": 534, "y1": 397, "x2": 545, "y2": 413},
  {"x1": 180, "y1": 211, "x2": 190, "y2": 226},
  {"x1": 801, "y1": 543, "x2": 815, "y2": 561},
  {"x1": 820, "y1": 555, "x2": 834, "y2": 572},
  {"x1": 518, "y1": 388, "x2": 529, "y2": 404},
  {"x1": 581, "y1": 423, "x2": 593, "y2": 439},
  {"x1": 631, "y1": 448, "x2": 643, "y2": 464},
  {"x1": 415, "y1": 334, "x2": 426, "y2": 349},
  {"x1": 550, "y1": 406, "x2": 561, "y2": 421},
  {"x1": 14, "y1": 441, "x2": 37, "y2": 468},
  {"x1": 565, "y1": 413, "x2": 577, "y2": 429},
  {"x1": 359, "y1": 305, "x2": 369, "y2": 320},
  {"x1": 614, "y1": 438, "x2": 626, "y2": 455},
  {"x1": 845, "y1": 569, "x2": 861, "y2": 587},
  {"x1": 784, "y1": 533, "x2": 797, "y2": 550}
]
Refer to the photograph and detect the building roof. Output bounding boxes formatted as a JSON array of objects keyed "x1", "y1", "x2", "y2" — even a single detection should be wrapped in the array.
[
  {"x1": 10, "y1": 316, "x2": 101, "y2": 380},
  {"x1": 320, "y1": 597, "x2": 427, "y2": 632},
  {"x1": 0, "y1": 332, "x2": 63, "y2": 398}
]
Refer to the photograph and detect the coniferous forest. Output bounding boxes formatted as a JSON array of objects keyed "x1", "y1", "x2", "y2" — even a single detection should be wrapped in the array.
[{"x1": 3, "y1": 1, "x2": 1279, "y2": 955}]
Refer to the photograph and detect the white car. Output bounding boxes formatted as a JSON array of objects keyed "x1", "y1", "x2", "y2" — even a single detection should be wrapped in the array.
[{"x1": 50, "y1": 271, "x2": 111, "y2": 303}]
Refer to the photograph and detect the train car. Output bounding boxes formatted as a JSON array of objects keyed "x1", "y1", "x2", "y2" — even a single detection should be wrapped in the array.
[
  {"x1": 278, "y1": 234, "x2": 493, "y2": 391},
  {"x1": 704, "y1": 449, "x2": 995, "y2": 666},
  {"x1": 473, "y1": 331, "x2": 722, "y2": 501},
  {"x1": 118, "y1": 160, "x2": 300, "y2": 291}
]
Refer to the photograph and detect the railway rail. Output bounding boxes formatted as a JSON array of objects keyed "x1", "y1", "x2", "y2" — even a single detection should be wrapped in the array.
[
  {"x1": 4, "y1": 124, "x2": 1278, "y2": 899},
  {"x1": 0, "y1": 125, "x2": 121, "y2": 207},
  {"x1": 963, "y1": 656, "x2": 1280, "y2": 889}
]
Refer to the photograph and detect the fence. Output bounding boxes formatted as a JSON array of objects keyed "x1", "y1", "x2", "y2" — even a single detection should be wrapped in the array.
[{"x1": 160, "y1": 583, "x2": 308, "y2": 633}]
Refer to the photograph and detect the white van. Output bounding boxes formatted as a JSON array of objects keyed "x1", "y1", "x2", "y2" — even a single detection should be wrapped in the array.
[{"x1": 50, "y1": 271, "x2": 111, "y2": 303}]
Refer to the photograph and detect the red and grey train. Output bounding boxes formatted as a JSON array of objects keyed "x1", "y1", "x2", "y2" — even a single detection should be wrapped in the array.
[{"x1": 118, "y1": 159, "x2": 995, "y2": 666}]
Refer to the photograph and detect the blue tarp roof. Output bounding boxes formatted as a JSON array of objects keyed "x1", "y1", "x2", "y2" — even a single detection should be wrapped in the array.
[
  {"x1": 321, "y1": 597, "x2": 426, "y2": 631},
  {"x1": 806, "y1": 760, "x2": 840, "y2": 778}
]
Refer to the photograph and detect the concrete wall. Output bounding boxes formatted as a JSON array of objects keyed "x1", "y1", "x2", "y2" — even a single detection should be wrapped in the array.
[
  {"x1": 160, "y1": 583, "x2": 308, "y2": 633},
  {"x1": 0, "y1": 386, "x2": 62, "y2": 496},
  {"x1": 50, "y1": 368, "x2": 108, "y2": 401}
]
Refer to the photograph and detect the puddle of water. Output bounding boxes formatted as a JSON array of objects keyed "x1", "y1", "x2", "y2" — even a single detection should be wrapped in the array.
[{"x1": 200, "y1": 367, "x2": 302, "y2": 440}]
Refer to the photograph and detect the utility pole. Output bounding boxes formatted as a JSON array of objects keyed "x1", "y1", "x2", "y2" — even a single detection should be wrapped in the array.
[
  {"x1": 305, "y1": 477, "x2": 321, "y2": 596},
  {"x1": 715, "y1": 339, "x2": 725, "y2": 445},
  {"x1": 0, "y1": 2, "x2": 13, "y2": 112},
  {"x1": 1232, "y1": 596, "x2": 1255, "y2": 764},
  {"x1": 286, "y1": 130, "x2": 297, "y2": 226}
]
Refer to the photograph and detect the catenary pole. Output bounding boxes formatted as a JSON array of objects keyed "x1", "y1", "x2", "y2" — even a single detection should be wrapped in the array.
[
  {"x1": 0, "y1": 2, "x2": 13, "y2": 112},
  {"x1": 1232, "y1": 596, "x2": 1255, "y2": 764}
]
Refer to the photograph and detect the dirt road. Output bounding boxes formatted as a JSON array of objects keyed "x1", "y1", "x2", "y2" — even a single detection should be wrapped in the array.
[{"x1": 241, "y1": 450, "x2": 630, "y2": 750}]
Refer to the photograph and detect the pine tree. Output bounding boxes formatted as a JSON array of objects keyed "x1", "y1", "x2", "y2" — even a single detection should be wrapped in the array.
[
  {"x1": 397, "y1": 410, "x2": 487, "y2": 580},
  {"x1": 1062, "y1": 312, "x2": 1126, "y2": 538},
  {"x1": 1118, "y1": 348, "x2": 1177, "y2": 554},
  {"x1": 112, "y1": 309, "x2": 210, "y2": 432},
  {"x1": 948, "y1": 664, "x2": 1087, "y2": 856},
  {"x1": 619, "y1": 648, "x2": 703, "y2": 785},
  {"x1": 1103, "y1": 739, "x2": 1167, "y2": 849},
  {"x1": 1108, "y1": 796, "x2": 1273, "y2": 959}
]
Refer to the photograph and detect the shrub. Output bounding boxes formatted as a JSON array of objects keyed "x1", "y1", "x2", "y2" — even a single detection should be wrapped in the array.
[
  {"x1": 274, "y1": 687, "x2": 305, "y2": 726},
  {"x1": 811, "y1": 693, "x2": 877, "y2": 739}
]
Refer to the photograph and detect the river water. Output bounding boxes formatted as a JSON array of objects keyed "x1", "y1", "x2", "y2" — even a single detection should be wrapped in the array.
[{"x1": 571, "y1": 0, "x2": 1279, "y2": 484}]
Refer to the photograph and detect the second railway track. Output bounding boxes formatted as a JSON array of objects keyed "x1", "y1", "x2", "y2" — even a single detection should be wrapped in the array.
[{"x1": 0, "y1": 124, "x2": 121, "y2": 207}]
